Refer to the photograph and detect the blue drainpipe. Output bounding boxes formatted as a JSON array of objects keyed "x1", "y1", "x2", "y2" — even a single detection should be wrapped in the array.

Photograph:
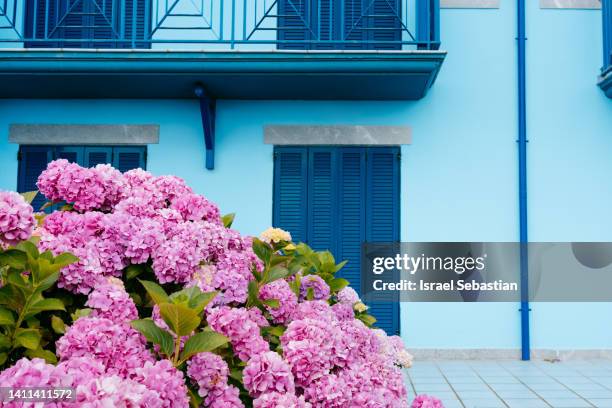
[{"x1": 517, "y1": 0, "x2": 531, "y2": 361}]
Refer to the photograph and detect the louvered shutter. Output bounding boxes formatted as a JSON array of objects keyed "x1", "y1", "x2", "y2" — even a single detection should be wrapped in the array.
[
  {"x1": 18, "y1": 146, "x2": 54, "y2": 212},
  {"x1": 337, "y1": 148, "x2": 366, "y2": 295},
  {"x1": 25, "y1": 0, "x2": 58, "y2": 47},
  {"x1": 85, "y1": 147, "x2": 113, "y2": 167},
  {"x1": 308, "y1": 148, "x2": 337, "y2": 255},
  {"x1": 112, "y1": 146, "x2": 146, "y2": 172},
  {"x1": 123, "y1": 0, "x2": 150, "y2": 48},
  {"x1": 273, "y1": 147, "x2": 308, "y2": 244},
  {"x1": 343, "y1": 0, "x2": 366, "y2": 49},
  {"x1": 55, "y1": 146, "x2": 84, "y2": 164},
  {"x1": 277, "y1": 0, "x2": 311, "y2": 50},
  {"x1": 366, "y1": 147, "x2": 400, "y2": 335},
  {"x1": 369, "y1": 0, "x2": 401, "y2": 50}
]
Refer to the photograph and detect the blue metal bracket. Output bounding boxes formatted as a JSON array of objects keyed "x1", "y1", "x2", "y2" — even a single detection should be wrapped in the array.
[{"x1": 194, "y1": 84, "x2": 216, "y2": 170}]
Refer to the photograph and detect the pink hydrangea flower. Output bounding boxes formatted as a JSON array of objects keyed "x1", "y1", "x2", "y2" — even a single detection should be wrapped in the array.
[
  {"x1": 331, "y1": 302, "x2": 355, "y2": 321},
  {"x1": 303, "y1": 373, "x2": 351, "y2": 408},
  {"x1": 187, "y1": 352, "x2": 229, "y2": 398},
  {"x1": 337, "y1": 286, "x2": 360, "y2": 305},
  {"x1": 243, "y1": 351, "x2": 295, "y2": 397},
  {"x1": 207, "y1": 307, "x2": 269, "y2": 361},
  {"x1": 75, "y1": 374, "x2": 163, "y2": 407},
  {"x1": 205, "y1": 385, "x2": 245, "y2": 408},
  {"x1": 86, "y1": 277, "x2": 138, "y2": 324},
  {"x1": 131, "y1": 360, "x2": 190, "y2": 408},
  {"x1": 411, "y1": 394, "x2": 444, "y2": 408},
  {"x1": 0, "y1": 191, "x2": 35, "y2": 247},
  {"x1": 259, "y1": 279, "x2": 297, "y2": 324},
  {"x1": 253, "y1": 392, "x2": 311, "y2": 408},
  {"x1": 57, "y1": 316, "x2": 153, "y2": 377},
  {"x1": 299, "y1": 275, "x2": 330, "y2": 301},
  {"x1": 170, "y1": 193, "x2": 220, "y2": 223}
]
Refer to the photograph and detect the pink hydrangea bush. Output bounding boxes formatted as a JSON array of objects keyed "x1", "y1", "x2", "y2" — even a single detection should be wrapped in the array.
[
  {"x1": 0, "y1": 161, "x2": 441, "y2": 408},
  {"x1": 0, "y1": 191, "x2": 35, "y2": 248}
]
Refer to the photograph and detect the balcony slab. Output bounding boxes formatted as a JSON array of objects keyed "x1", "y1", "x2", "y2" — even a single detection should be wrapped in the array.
[{"x1": 0, "y1": 49, "x2": 446, "y2": 100}]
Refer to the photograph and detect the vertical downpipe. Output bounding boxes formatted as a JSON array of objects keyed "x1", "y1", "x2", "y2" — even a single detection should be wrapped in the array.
[{"x1": 517, "y1": 0, "x2": 531, "y2": 361}]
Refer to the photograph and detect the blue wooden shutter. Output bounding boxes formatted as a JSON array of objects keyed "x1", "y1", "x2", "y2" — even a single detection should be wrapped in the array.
[
  {"x1": 366, "y1": 147, "x2": 400, "y2": 335},
  {"x1": 123, "y1": 0, "x2": 150, "y2": 48},
  {"x1": 18, "y1": 146, "x2": 54, "y2": 212},
  {"x1": 112, "y1": 146, "x2": 146, "y2": 172},
  {"x1": 24, "y1": 0, "x2": 59, "y2": 47},
  {"x1": 308, "y1": 148, "x2": 337, "y2": 255},
  {"x1": 85, "y1": 147, "x2": 113, "y2": 167},
  {"x1": 337, "y1": 147, "x2": 366, "y2": 296},
  {"x1": 55, "y1": 146, "x2": 84, "y2": 164},
  {"x1": 369, "y1": 0, "x2": 401, "y2": 50},
  {"x1": 273, "y1": 147, "x2": 308, "y2": 244},
  {"x1": 343, "y1": 0, "x2": 366, "y2": 49},
  {"x1": 277, "y1": 0, "x2": 312, "y2": 50}
]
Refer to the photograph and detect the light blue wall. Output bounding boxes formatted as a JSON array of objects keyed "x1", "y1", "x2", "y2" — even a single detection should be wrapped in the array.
[{"x1": 0, "y1": 1, "x2": 610, "y2": 351}]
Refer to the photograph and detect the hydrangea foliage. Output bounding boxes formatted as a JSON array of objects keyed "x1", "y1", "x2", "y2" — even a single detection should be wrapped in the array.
[{"x1": 0, "y1": 161, "x2": 442, "y2": 408}]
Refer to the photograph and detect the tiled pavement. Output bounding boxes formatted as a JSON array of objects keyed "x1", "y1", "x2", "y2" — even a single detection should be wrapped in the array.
[{"x1": 404, "y1": 360, "x2": 612, "y2": 408}]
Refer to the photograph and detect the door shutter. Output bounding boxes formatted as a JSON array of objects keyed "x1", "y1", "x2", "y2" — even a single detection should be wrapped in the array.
[
  {"x1": 55, "y1": 146, "x2": 84, "y2": 164},
  {"x1": 337, "y1": 148, "x2": 366, "y2": 294},
  {"x1": 112, "y1": 146, "x2": 146, "y2": 172},
  {"x1": 25, "y1": 0, "x2": 59, "y2": 47},
  {"x1": 308, "y1": 148, "x2": 337, "y2": 255},
  {"x1": 18, "y1": 146, "x2": 54, "y2": 212},
  {"x1": 366, "y1": 147, "x2": 400, "y2": 335},
  {"x1": 273, "y1": 147, "x2": 308, "y2": 244},
  {"x1": 84, "y1": 147, "x2": 113, "y2": 167},
  {"x1": 343, "y1": 0, "x2": 366, "y2": 49}
]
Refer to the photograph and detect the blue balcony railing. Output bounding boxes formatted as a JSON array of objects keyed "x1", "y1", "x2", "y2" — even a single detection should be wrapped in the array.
[
  {"x1": 603, "y1": 0, "x2": 612, "y2": 75},
  {"x1": 0, "y1": 0, "x2": 440, "y2": 50}
]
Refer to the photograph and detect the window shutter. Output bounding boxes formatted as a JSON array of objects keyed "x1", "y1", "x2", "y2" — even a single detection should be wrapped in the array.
[
  {"x1": 123, "y1": 0, "x2": 150, "y2": 48},
  {"x1": 85, "y1": 147, "x2": 113, "y2": 167},
  {"x1": 277, "y1": 0, "x2": 311, "y2": 50},
  {"x1": 112, "y1": 146, "x2": 146, "y2": 172},
  {"x1": 273, "y1": 147, "x2": 308, "y2": 244},
  {"x1": 343, "y1": 0, "x2": 366, "y2": 49},
  {"x1": 366, "y1": 147, "x2": 400, "y2": 335},
  {"x1": 55, "y1": 146, "x2": 84, "y2": 164},
  {"x1": 337, "y1": 148, "x2": 366, "y2": 294},
  {"x1": 308, "y1": 148, "x2": 337, "y2": 255},
  {"x1": 25, "y1": 0, "x2": 59, "y2": 47},
  {"x1": 369, "y1": 0, "x2": 401, "y2": 50},
  {"x1": 18, "y1": 146, "x2": 54, "y2": 212}
]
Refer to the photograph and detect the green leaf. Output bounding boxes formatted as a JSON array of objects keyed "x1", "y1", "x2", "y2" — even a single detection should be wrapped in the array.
[
  {"x1": 229, "y1": 368, "x2": 243, "y2": 383},
  {"x1": 262, "y1": 299, "x2": 280, "y2": 309},
  {"x1": 70, "y1": 308, "x2": 92, "y2": 322},
  {"x1": 329, "y1": 278, "x2": 350, "y2": 293},
  {"x1": 247, "y1": 281, "x2": 260, "y2": 307},
  {"x1": 0, "y1": 249, "x2": 28, "y2": 269},
  {"x1": 221, "y1": 213, "x2": 236, "y2": 228},
  {"x1": 20, "y1": 191, "x2": 38, "y2": 204},
  {"x1": 6, "y1": 270, "x2": 29, "y2": 289},
  {"x1": 179, "y1": 331, "x2": 229, "y2": 362},
  {"x1": 188, "y1": 386, "x2": 203, "y2": 408},
  {"x1": 252, "y1": 238, "x2": 272, "y2": 265},
  {"x1": 0, "y1": 334, "x2": 11, "y2": 351},
  {"x1": 158, "y1": 303, "x2": 201, "y2": 337},
  {"x1": 357, "y1": 314, "x2": 377, "y2": 327},
  {"x1": 14, "y1": 328, "x2": 41, "y2": 350},
  {"x1": 53, "y1": 252, "x2": 79, "y2": 268},
  {"x1": 51, "y1": 315, "x2": 65, "y2": 334},
  {"x1": 0, "y1": 352, "x2": 7, "y2": 366},
  {"x1": 130, "y1": 319, "x2": 174, "y2": 357},
  {"x1": 169, "y1": 286, "x2": 217, "y2": 314},
  {"x1": 264, "y1": 265, "x2": 290, "y2": 284},
  {"x1": 306, "y1": 287, "x2": 314, "y2": 301},
  {"x1": 0, "y1": 285, "x2": 25, "y2": 311},
  {"x1": 139, "y1": 280, "x2": 170, "y2": 305},
  {"x1": 16, "y1": 241, "x2": 39, "y2": 260},
  {"x1": 24, "y1": 348, "x2": 57, "y2": 364},
  {"x1": 263, "y1": 325, "x2": 286, "y2": 337},
  {"x1": 24, "y1": 298, "x2": 65, "y2": 320},
  {"x1": 126, "y1": 265, "x2": 145, "y2": 280},
  {"x1": 334, "y1": 260, "x2": 348, "y2": 272}
]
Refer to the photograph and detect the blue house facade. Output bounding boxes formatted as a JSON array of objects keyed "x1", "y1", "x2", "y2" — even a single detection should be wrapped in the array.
[{"x1": 0, "y1": 0, "x2": 611, "y2": 357}]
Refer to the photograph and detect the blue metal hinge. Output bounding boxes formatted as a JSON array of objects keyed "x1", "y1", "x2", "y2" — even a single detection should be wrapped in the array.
[{"x1": 194, "y1": 84, "x2": 216, "y2": 170}]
